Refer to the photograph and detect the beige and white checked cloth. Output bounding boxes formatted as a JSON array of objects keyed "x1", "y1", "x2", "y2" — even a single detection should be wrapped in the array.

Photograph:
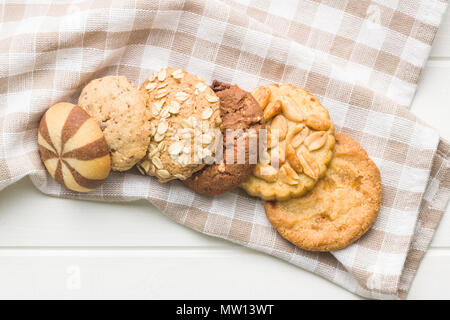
[{"x1": 0, "y1": 0, "x2": 449, "y2": 299}]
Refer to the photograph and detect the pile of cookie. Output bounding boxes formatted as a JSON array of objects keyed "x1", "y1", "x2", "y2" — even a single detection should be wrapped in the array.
[{"x1": 37, "y1": 67, "x2": 382, "y2": 252}]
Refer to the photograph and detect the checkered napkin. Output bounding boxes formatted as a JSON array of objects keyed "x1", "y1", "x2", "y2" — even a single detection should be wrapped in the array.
[{"x1": 0, "y1": 0, "x2": 448, "y2": 299}]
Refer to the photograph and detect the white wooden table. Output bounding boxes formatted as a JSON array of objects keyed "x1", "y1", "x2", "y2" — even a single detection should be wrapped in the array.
[{"x1": 1, "y1": 12, "x2": 449, "y2": 300}]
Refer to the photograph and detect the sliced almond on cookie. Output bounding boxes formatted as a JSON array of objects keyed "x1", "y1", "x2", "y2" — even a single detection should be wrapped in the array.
[
  {"x1": 267, "y1": 130, "x2": 279, "y2": 149},
  {"x1": 270, "y1": 140, "x2": 286, "y2": 166},
  {"x1": 270, "y1": 115, "x2": 288, "y2": 140},
  {"x1": 264, "y1": 100, "x2": 282, "y2": 121},
  {"x1": 286, "y1": 124, "x2": 308, "y2": 148},
  {"x1": 304, "y1": 131, "x2": 327, "y2": 151},
  {"x1": 297, "y1": 147, "x2": 320, "y2": 179},
  {"x1": 286, "y1": 144, "x2": 303, "y2": 173},
  {"x1": 279, "y1": 163, "x2": 299, "y2": 185},
  {"x1": 253, "y1": 163, "x2": 278, "y2": 183},
  {"x1": 305, "y1": 114, "x2": 331, "y2": 131},
  {"x1": 281, "y1": 99, "x2": 305, "y2": 122},
  {"x1": 252, "y1": 86, "x2": 271, "y2": 110}
]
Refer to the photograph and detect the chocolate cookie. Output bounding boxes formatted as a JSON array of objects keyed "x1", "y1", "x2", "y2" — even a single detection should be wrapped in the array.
[{"x1": 183, "y1": 81, "x2": 264, "y2": 195}]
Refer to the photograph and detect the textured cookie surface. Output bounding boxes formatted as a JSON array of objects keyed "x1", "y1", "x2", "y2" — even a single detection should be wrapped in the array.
[
  {"x1": 137, "y1": 67, "x2": 222, "y2": 182},
  {"x1": 78, "y1": 75, "x2": 151, "y2": 171},
  {"x1": 183, "y1": 81, "x2": 264, "y2": 195},
  {"x1": 38, "y1": 102, "x2": 110, "y2": 192},
  {"x1": 241, "y1": 84, "x2": 335, "y2": 201},
  {"x1": 264, "y1": 133, "x2": 382, "y2": 252}
]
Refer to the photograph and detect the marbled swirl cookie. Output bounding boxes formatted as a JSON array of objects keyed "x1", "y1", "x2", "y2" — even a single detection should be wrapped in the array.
[{"x1": 38, "y1": 102, "x2": 110, "y2": 192}]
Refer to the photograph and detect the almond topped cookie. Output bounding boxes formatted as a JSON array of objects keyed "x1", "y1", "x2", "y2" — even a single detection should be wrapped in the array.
[
  {"x1": 137, "y1": 67, "x2": 222, "y2": 182},
  {"x1": 241, "y1": 84, "x2": 335, "y2": 201}
]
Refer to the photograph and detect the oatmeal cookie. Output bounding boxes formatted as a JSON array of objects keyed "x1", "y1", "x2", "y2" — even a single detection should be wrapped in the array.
[{"x1": 137, "y1": 68, "x2": 222, "y2": 182}]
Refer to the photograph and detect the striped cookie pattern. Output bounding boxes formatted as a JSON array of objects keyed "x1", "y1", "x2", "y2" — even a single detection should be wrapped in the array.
[{"x1": 38, "y1": 102, "x2": 111, "y2": 192}]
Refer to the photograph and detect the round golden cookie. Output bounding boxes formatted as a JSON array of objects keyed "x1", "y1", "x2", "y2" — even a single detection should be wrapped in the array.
[
  {"x1": 264, "y1": 133, "x2": 382, "y2": 252},
  {"x1": 241, "y1": 84, "x2": 335, "y2": 201},
  {"x1": 137, "y1": 67, "x2": 222, "y2": 182},
  {"x1": 38, "y1": 102, "x2": 111, "y2": 192},
  {"x1": 78, "y1": 75, "x2": 151, "y2": 171}
]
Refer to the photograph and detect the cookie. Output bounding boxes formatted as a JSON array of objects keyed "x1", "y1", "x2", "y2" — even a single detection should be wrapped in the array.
[
  {"x1": 264, "y1": 133, "x2": 382, "y2": 252},
  {"x1": 78, "y1": 75, "x2": 151, "y2": 171},
  {"x1": 137, "y1": 68, "x2": 222, "y2": 182},
  {"x1": 241, "y1": 84, "x2": 335, "y2": 201},
  {"x1": 38, "y1": 102, "x2": 111, "y2": 192},
  {"x1": 183, "y1": 81, "x2": 264, "y2": 195}
]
